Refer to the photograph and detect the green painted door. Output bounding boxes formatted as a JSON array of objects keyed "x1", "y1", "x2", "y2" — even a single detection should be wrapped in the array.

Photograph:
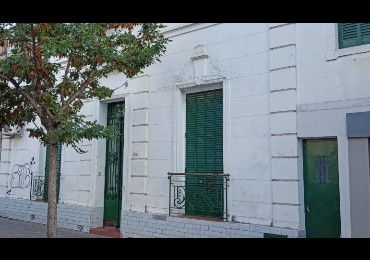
[
  {"x1": 303, "y1": 139, "x2": 341, "y2": 238},
  {"x1": 185, "y1": 88, "x2": 223, "y2": 218},
  {"x1": 104, "y1": 101, "x2": 124, "y2": 227},
  {"x1": 43, "y1": 144, "x2": 62, "y2": 202}
]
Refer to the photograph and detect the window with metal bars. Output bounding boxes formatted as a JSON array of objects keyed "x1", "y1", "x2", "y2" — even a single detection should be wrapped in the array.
[{"x1": 338, "y1": 23, "x2": 370, "y2": 49}]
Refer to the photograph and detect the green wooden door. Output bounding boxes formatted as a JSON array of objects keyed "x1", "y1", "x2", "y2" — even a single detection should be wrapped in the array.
[
  {"x1": 185, "y1": 88, "x2": 223, "y2": 218},
  {"x1": 43, "y1": 144, "x2": 62, "y2": 202},
  {"x1": 303, "y1": 139, "x2": 341, "y2": 238},
  {"x1": 104, "y1": 101, "x2": 124, "y2": 227}
]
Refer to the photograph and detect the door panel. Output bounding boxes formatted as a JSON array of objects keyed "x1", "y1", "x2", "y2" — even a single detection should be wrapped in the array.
[
  {"x1": 104, "y1": 102, "x2": 124, "y2": 227},
  {"x1": 303, "y1": 139, "x2": 341, "y2": 238},
  {"x1": 185, "y1": 89, "x2": 223, "y2": 218}
]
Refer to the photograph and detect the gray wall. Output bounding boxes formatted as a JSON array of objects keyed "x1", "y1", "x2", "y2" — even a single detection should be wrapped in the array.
[
  {"x1": 348, "y1": 138, "x2": 370, "y2": 237},
  {"x1": 347, "y1": 112, "x2": 370, "y2": 138}
]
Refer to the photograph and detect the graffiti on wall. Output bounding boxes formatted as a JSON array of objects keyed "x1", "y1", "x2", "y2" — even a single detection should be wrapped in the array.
[{"x1": 7, "y1": 157, "x2": 35, "y2": 196}]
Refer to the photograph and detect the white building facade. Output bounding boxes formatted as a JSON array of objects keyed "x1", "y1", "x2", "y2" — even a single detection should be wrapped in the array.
[{"x1": 1, "y1": 23, "x2": 369, "y2": 238}]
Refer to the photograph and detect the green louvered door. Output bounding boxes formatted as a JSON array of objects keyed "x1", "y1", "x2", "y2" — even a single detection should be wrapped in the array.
[
  {"x1": 185, "y1": 88, "x2": 223, "y2": 218},
  {"x1": 338, "y1": 23, "x2": 370, "y2": 48},
  {"x1": 104, "y1": 101, "x2": 124, "y2": 227},
  {"x1": 43, "y1": 144, "x2": 62, "y2": 201}
]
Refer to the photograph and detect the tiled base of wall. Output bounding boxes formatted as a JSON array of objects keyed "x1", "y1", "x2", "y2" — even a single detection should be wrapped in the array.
[
  {"x1": 121, "y1": 210, "x2": 305, "y2": 238},
  {"x1": 0, "y1": 197, "x2": 103, "y2": 232}
]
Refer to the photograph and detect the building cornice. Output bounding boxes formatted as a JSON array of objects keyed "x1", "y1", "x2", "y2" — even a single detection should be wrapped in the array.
[{"x1": 161, "y1": 23, "x2": 219, "y2": 38}]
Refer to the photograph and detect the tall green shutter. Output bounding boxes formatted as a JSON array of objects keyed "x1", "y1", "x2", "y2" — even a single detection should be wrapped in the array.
[
  {"x1": 338, "y1": 23, "x2": 370, "y2": 49},
  {"x1": 185, "y1": 88, "x2": 223, "y2": 218},
  {"x1": 43, "y1": 144, "x2": 62, "y2": 201}
]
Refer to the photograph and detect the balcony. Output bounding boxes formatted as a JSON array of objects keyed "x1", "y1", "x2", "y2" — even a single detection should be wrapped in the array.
[{"x1": 167, "y1": 172, "x2": 230, "y2": 220}]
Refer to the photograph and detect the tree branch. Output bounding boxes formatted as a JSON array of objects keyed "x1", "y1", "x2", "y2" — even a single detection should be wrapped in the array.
[
  {"x1": 61, "y1": 54, "x2": 72, "y2": 106},
  {"x1": 40, "y1": 102, "x2": 56, "y2": 125},
  {"x1": 63, "y1": 65, "x2": 97, "y2": 110},
  {"x1": 30, "y1": 23, "x2": 41, "y2": 90},
  {"x1": 0, "y1": 73, "x2": 43, "y2": 118},
  {"x1": 0, "y1": 73, "x2": 55, "y2": 123}
]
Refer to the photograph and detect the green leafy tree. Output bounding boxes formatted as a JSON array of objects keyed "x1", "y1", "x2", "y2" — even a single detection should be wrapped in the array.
[{"x1": 0, "y1": 23, "x2": 168, "y2": 237}]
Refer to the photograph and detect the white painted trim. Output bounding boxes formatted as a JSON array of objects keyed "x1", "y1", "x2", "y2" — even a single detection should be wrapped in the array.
[
  {"x1": 121, "y1": 94, "x2": 132, "y2": 211},
  {"x1": 174, "y1": 75, "x2": 226, "y2": 90},
  {"x1": 95, "y1": 94, "x2": 132, "y2": 212},
  {"x1": 298, "y1": 97, "x2": 370, "y2": 113},
  {"x1": 88, "y1": 98, "x2": 102, "y2": 207},
  {"x1": 337, "y1": 134, "x2": 351, "y2": 238},
  {"x1": 93, "y1": 101, "x2": 108, "y2": 208},
  {"x1": 297, "y1": 139, "x2": 306, "y2": 230},
  {"x1": 223, "y1": 79, "x2": 231, "y2": 221},
  {"x1": 179, "y1": 82, "x2": 223, "y2": 93},
  {"x1": 172, "y1": 87, "x2": 186, "y2": 173},
  {"x1": 326, "y1": 23, "x2": 370, "y2": 61},
  {"x1": 100, "y1": 94, "x2": 126, "y2": 104},
  {"x1": 161, "y1": 23, "x2": 219, "y2": 38}
]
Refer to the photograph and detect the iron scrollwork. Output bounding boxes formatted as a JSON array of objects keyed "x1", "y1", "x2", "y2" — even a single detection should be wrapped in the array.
[
  {"x1": 174, "y1": 186, "x2": 186, "y2": 209},
  {"x1": 30, "y1": 176, "x2": 45, "y2": 198},
  {"x1": 168, "y1": 172, "x2": 230, "y2": 220}
]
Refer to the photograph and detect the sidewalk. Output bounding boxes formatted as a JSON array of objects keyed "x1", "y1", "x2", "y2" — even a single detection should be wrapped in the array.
[{"x1": 0, "y1": 217, "x2": 106, "y2": 238}]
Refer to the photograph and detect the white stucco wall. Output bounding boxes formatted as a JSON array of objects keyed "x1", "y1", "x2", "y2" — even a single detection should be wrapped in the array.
[
  {"x1": 153, "y1": 23, "x2": 272, "y2": 225},
  {"x1": 96, "y1": 23, "x2": 275, "y2": 226},
  {"x1": 296, "y1": 23, "x2": 370, "y2": 237},
  {"x1": 0, "y1": 122, "x2": 44, "y2": 200},
  {"x1": 0, "y1": 101, "x2": 100, "y2": 208},
  {"x1": 297, "y1": 23, "x2": 370, "y2": 105}
]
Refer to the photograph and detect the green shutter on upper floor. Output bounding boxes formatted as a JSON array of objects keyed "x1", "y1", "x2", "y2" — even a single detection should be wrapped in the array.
[
  {"x1": 43, "y1": 144, "x2": 62, "y2": 202},
  {"x1": 338, "y1": 23, "x2": 370, "y2": 49}
]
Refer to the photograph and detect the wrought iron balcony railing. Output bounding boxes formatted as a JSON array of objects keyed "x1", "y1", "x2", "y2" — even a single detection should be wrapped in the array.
[
  {"x1": 168, "y1": 172, "x2": 230, "y2": 220},
  {"x1": 30, "y1": 175, "x2": 45, "y2": 201}
]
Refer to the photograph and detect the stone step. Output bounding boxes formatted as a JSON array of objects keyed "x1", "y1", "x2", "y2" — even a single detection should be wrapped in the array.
[{"x1": 89, "y1": 226, "x2": 121, "y2": 238}]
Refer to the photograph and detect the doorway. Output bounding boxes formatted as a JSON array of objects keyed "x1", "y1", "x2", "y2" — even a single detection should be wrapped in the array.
[
  {"x1": 104, "y1": 101, "x2": 125, "y2": 227},
  {"x1": 303, "y1": 139, "x2": 341, "y2": 238}
]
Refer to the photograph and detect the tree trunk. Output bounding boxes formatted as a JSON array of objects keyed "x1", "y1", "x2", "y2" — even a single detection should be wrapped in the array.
[{"x1": 47, "y1": 142, "x2": 58, "y2": 238}]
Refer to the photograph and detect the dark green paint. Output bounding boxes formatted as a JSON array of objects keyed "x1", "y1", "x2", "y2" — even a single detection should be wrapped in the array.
[
  {"x1": 104, "y1": 101, "x2": 124, "y2": 227},
  {"x1": 185, "y1": 89, "x2": 223, "y2": 218},
  {"x1": 263, "y1": 233, "x2": 287, "y2": 238},
  {"x1": 338, "y1": 23, "x2": 370, "y2": 49},
  {"x1": 43, "y1": 144, "x2": 62, "y2": 202},
  {"x1": 303, "y1": 139, "x2": 341, "y2": 238}
]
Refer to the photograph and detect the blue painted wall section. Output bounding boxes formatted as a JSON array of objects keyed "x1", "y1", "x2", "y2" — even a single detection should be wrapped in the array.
[{"x1": 346, "y1": 111, "x2": 370, "y2": 138}]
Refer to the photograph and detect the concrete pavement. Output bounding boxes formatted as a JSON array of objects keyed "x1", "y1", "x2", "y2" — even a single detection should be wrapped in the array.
[{"x1": 0, "y1": 216, "x2": 106, "y2": 238}]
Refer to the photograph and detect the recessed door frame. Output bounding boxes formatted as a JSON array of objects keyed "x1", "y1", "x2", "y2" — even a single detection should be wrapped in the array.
[{"x1": 299, "y1": 137, "x2": 345, "y2": 237}]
